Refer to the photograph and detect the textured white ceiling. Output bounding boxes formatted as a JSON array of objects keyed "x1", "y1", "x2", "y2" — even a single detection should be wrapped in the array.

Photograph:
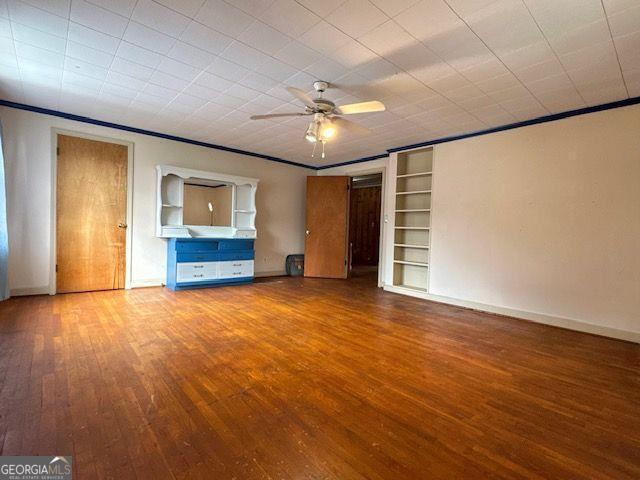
[{"x1": 0, "y1": 0, "x2": 638, "y2": 167}]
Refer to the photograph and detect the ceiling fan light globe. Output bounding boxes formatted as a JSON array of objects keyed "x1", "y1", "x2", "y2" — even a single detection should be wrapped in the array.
[
  {"x1": 306, "y1": 121, "x2": 320, "y2": 142},
  {"x1": 321, "y1": 125, "x2": 336, "y2": 139}
]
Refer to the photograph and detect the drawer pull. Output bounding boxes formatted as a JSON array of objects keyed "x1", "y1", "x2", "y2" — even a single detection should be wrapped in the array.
[
  {"x1": 232, "y1": 263, "x2": 242, "y2": 266},
  {"x1": 194, "y1": 265, "x2": 204, "y2": 268},
  {"x1": 194, "y1": 274, "x2": 204, "y2": 278}
]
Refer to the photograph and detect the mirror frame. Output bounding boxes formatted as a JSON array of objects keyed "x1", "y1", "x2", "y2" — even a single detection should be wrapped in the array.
[{"x1": 156, "y1": 165, "x2": 258, "y2": 239}]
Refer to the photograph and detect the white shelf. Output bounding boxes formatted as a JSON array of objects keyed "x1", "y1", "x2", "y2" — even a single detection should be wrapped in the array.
[
  {"x1": 395, "y1": 209, "x2": 430, "y2": 213},
  {"x1": 396, "y1": 171, "x2": 432, "y2": 178},
  {"x1": 389, "y1": 284, "x2": 428, "y2": 294},
  {"x1": 395, "y1": 226, "x2": 430, "y2": 230},
  {"x1": 394, "y1": 243, "x2": 429, "y2": 249},
  {"x1": 396, "y1": 190, "x2": 432, "y2": 195},
  {"x1": 394, "y1": 260, "x2": 428, "y2": 267},
  {"x1": 234, "y1": 210, "x2": 255, "y2": 213},
  {"x1": 162, "y1": 204, "x2": 182, "y2": 208}
]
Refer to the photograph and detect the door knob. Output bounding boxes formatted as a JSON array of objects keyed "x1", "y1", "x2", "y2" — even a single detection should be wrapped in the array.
[
  {"x1": 118, "y1": 223, "x2": 127, "y2": 229},
  {"x1": 305, "y1": 230, "x2": 310, "y2": 235}
]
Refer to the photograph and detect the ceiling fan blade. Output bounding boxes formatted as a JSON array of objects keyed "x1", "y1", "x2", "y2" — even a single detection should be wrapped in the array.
[
  {"x1": 286, "y1": 86, "x2": 316, "y2": 109},
  {"x1": 332, "y1": 117, "x2": 371, "y2": 136},
  {"x1": 336, "y1": 100, "x2": 385, "y2": 115},
  {"x1": 250, "y1": 112, "x2": 309, "y2": 120}
]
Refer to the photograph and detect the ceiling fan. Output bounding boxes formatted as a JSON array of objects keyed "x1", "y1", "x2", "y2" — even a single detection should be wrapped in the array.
[{"x1": 249, "y1": 81, "x2": 386, "y2": 158}]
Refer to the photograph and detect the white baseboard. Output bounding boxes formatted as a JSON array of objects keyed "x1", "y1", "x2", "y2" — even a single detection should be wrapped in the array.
[
  {"x1": 129, "y1": 279, "x2": 164, "y2": 289},
  {"x1": 10, "y1": 286, "x2": 50, "y2": 296},
  {"x1": 383, "y1": 285, "x2": 640, "y2": 344},
  {"x1": 254, "y1": 270, "x2": 286, "y2": 278}
]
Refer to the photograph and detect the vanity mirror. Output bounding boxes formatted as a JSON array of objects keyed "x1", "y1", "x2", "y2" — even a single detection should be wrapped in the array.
[
  {"x1": 156, "y1": 165, "x2": 258, "y2": 239},
  {"x1": 183, "y1": 182, "x2": 233, "y2": 227}
]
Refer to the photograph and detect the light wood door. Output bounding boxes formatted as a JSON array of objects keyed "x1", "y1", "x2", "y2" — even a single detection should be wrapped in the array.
[
  {"x1": 304, "y1": 176, "x2": 350, "y2": 278},
  {"x1": 56, "y1": 135, "x2": 128, "y2": 293}
]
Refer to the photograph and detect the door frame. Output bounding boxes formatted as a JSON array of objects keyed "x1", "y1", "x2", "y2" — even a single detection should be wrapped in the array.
[
  {"x1": 49, "y1": 128, "x2": 134, "y2": 294},
  {"x1": 318, "y1": 165, "x2": 387, "y2": 288}
]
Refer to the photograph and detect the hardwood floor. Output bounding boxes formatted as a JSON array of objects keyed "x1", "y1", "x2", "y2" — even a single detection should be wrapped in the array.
[{"x1": 0, "y1": 275, "x2": 638, "y2": 479}]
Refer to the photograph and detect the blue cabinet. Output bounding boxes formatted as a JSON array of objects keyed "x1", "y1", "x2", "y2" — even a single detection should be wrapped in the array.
[{"x1": 166, "y1": 238, "x2": 255, "y2": 291}]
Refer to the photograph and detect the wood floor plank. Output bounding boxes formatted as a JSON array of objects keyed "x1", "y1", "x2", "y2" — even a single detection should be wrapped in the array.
[{"x1": 0, "y1": 274, "x2": 638, "y2": 479}]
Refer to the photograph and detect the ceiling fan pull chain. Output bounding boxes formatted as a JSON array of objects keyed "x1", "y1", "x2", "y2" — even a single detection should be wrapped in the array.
[
  {"x1": 311, "y1": 141, "x2": 317, "y2": 158},
  {"x1": 321, "y1": 140, "x2": 326, "y2": 159}
]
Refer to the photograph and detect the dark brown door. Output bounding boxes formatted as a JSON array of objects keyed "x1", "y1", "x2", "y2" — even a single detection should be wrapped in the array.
[
  {"x1": 349, "y1": 185, "x2": 381, "y2": 266},
  {"x1": 304, "y1": 176, "x2": 350, "y2": 278},
  {"x1": 56, "y1": 134, "x2": 128, "y2": 293}
]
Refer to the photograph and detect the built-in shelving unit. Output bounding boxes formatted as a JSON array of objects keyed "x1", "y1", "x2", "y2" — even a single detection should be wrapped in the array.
[{"x1": 392, "y1": 147, "x2": 433, "y2": 293}]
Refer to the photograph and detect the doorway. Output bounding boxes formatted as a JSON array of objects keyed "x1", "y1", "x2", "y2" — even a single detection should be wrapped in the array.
[
  {"x1": 348, "y1": 173, "x2": 382, "y2": 280},
  {"x1": 55, "y1": 134, "x2": 129, "y2": 293}
]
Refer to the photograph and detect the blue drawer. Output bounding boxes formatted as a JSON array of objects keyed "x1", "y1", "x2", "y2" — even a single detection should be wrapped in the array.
[
  {"x1": 219, "y1": 240, "x2": 254, "y2": 251},
  {"x1": 175, "y1": 240, "x2": 219, "y2": 252},
  {"x1": 177, "y1": 251, "x2": 254, "y2": 263}
]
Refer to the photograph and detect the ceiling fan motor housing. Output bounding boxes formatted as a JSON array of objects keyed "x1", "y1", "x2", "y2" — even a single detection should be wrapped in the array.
[
  {"x1": 313, "y1": 98, "x2": 335, "y2": 113},
  {"x1": 313, "y1": 80, "x2": 329, "y2": 93}
]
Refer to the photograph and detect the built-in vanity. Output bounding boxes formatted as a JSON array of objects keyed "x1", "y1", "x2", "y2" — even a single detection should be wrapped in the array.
[{"x1": 156, "y1": 165, "x2": 258, "y2": 290}]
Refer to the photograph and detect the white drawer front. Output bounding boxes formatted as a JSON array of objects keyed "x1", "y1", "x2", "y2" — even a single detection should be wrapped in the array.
[
  {"x1": 218, "y1": 260, "x2": 254, "y2": 279},
  {"x1": 177, "y1": 262, "x2": 217, "y2": 282}
]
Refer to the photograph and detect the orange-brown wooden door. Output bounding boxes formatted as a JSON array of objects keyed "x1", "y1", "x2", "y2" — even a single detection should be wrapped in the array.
[
  {"x1": 56, "y1": 135, "x2": 128, "y2": 293},
  {"x1": 304, "y1": 176, "x2": 350, "y2": 278},
  {"x1": 349, "y1": 185, "x2": 381, "y2": 266}
]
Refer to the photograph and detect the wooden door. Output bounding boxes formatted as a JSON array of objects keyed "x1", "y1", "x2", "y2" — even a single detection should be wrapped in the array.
[
  {"x1": 349, "y1": 185, "x2": 381, "y2": 266},
  {"x1": 304, "y1": 176, "x2": 350, "y2": 278},
  {"x1": 56, "y1": 135, "x2": 128, "y2": 293}
]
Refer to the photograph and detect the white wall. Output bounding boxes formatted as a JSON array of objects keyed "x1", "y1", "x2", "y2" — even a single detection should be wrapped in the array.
[
  {"x1": 1, "y1": 106, "x2": 310, "y2": 293},
  {"x1": 429, "y1": 105, "x2": 640, "y2": 338},
  {"x1": 325, "y1": 105, "x2": 640, "y2": 341}
]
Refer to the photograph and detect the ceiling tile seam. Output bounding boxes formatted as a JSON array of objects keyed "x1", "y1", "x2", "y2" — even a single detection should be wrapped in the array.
[
  {"x1": 441, "y1": 0, "x2": 549, "y2": 116},
  {"x1": 376, "y1": 19, "x2": 501, "y2": 131},
  {"x1": 85, "y1": 0, "x2": 127, "y2": 17},
  {"x1": 98, "y1": 0, "x2": 140, "y2": 105},
  {"x1": 292, "y1": 0, "x2": 343, "y2": 19},
  {"x1": 599, "y1": 0, "x2": 630, "y2": 98},
  {"x1": 8, "y1": 5, "x2": 27, "y2": 104},
  {"x1": 59, "y1": 0, "x2": 72, "y2": 109},
  {"x1": 518, "y1": 0, "x2": 589, "y2": 106},
  {"x1": 156, "y1": 0, "x2": 204, "y2": 19}
]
